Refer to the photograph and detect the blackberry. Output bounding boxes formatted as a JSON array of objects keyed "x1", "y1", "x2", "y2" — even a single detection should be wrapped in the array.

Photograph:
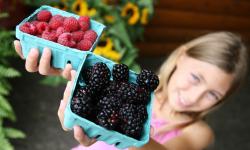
[
  {"x1": 81, "y1": 85, "x2": 97, "y2": 96},
  {"x1": 89, "y1": 62, "x2": 111, "y2": 92},
  {"x1": 97, "y1": 107, "x2": 120, "y2": 130},
  {"x1": 120, "y1": 115, "x2": 144, "y2": 140},
  {"x1": 119, "y1": 104, "x2": 147, "y2": 127},
  {"x1": 119, "y1": 104, "x2": 146, "y2": 139},
  {"x1": 136, "y1": 69, "x2": 159, "y2": 91},
  {"x1": 137, "y1": 105, "x2": 148, "y2": 122},
  {"x1": 97, "y1": 95, "x2": 122, "y2": 111},
  {"x1": 136, "y1": 86, "x2": 151, "y2": 104},
  {"x1": 81, "y1": 66, "x2": 93, "y2": 84},
  {"x1": 112, "y1": 64, "x2": 129, "y2": 82},
  {"x1": 119, "y1": 103, "x2": 137, "y2": 122},
  {"x1": 71, "y1": 89, "x2": 93, "y2": 118},
  {"x1": 101, "y1": 81, "x2": 120, "y2": 97},
  {"x1": 117, "y1": 82, "x2": 137, "y2": 104}
]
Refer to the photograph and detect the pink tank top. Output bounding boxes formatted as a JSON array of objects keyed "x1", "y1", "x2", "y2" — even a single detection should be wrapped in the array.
[{"x1": 71, "y1": 113, "x2": 180, "y2": 150}]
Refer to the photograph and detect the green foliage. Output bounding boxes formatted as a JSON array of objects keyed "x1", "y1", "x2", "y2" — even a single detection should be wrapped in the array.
[
  {"x1": 0, "y1": 29, "x2": 25, "y2": 150},
  {"x1": 40, "y1": 76, "x2": 67, "y2": 87}
]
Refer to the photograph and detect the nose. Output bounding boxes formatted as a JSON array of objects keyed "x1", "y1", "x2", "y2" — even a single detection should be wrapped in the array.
[{"x1": 184, "y1": 87, "x2": 205, "y2": 106}]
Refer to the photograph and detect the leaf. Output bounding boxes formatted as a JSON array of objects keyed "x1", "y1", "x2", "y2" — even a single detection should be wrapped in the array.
[
  {"x1": 121, "y1": 50, "x2": 138, "y2": 67},
  {"x1": 3, "y1": 128, "x2": 26, "y2": 139},
  {"x1": 0, "y1": 66, "x2": 21, "y2": 78},
  {"x1": 0, "y1": 95, "x2": 12, "y2": 112},
  {"x1": 40, "y1": 76, "x2": 67, "y2": 87},
  {"x1": 0, "y1": 79, "x2": 11, "y2": 92},
  {"x1": 0, "y1": 137, "x2": 14, "y2": 150},
  {"x1": 0, "y1": 108, "x2": 9, "y2": 119},
  {"x1": 0, "y1": 85, "x2": 9, "y2": 96},
  {"x1": 129, "y1": 63, "x2": 141, "y2": 73}
]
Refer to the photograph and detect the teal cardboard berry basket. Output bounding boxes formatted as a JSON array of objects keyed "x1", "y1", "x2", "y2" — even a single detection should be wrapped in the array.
[
  {"x1": 16, "y1": 5, "x2": 105, "y2": 70},
  {"x1": 64, "y1": 52, "x2": 153, "y2": 149}
]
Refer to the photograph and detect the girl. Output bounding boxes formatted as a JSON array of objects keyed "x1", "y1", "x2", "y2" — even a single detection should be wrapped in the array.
[{"x1": 14, "y1": 31, "x2": 248, "y2": 150}]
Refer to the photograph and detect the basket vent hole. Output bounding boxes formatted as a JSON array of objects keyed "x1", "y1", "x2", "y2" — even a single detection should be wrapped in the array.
[
  {"x1": 67, "y1": 60, "x2": 71, "y2": 64},
  {"x1": 95, "y1": 135, "x2": 101, "y2": 139},
  {"x1": 115, "y1": 142, "x2": 120, "y2": 146}
]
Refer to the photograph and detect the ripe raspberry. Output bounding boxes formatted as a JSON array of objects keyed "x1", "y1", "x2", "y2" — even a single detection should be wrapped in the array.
[
  {"x1": 37, "y1": 10, "x2": 52, "y2": 22},
  {"x1": 78, "y1": 16, "x2": 90, "y2": 31},
  {"x1": 72, "y1": 31, "x2": 85, "y2": 42},
  {"x1": 19, "y1": 22, "x2": 37, "y2": 35},
  {"x1": 49, "y1": 15, "x2": 64, "y2": 30},
  {"x1": 42, "y1": 30, "x2": 57, "y2": 42},
  {"x1": 57, "y1": 33, "x2": 76, "y2": 48},
  {"x1": 56, "y1": 26, "x2": 67, "y2": 37},
  {"x1": 76, "y1": 40, "x2": 92, "y2": 51},
  {"x1": 63, "y1": 17, "x2": 79, "y2": 32},
  {"x1": 84, "y1": 30, "x2": 97, "y2": 43},
  {"x1": 36, "y1": 22, "x2": 49, "y2": 35},
  {"x1": 30, "y1": 20, "x2": 39, "y2": 26}
]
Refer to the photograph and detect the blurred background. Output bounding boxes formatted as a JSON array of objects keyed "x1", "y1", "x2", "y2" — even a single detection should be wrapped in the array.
[{"x1": 0, "y1": 0, "x2": 249, "y2": 149}]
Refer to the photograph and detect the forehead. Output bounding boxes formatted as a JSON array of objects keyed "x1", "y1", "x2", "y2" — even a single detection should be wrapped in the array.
[{"x1": 178, "y1": 55, "x2": 234, "y2": 94}]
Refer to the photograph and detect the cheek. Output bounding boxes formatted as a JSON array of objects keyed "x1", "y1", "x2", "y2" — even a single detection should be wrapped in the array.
[{"x1": 171, "y1": 71, "x2": 190, "y2": 90}]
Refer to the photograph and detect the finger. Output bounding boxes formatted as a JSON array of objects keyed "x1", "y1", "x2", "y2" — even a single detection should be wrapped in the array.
[
  {"x1": 61, "y1": 63, "x2": 73, "y2": 80},
  {"x1": 63, "y1": 81, "x2": 72, "y2": 102},
  {"x1": 70, "y1": 70, "x2": 77, "y2": 81},
  {"x1": 73, "y1": 126, "x2": 96, "y2": 146},
  {"x1": 57, "y1": 100, "x2": 69, "y2": 131},
  {"x1": 38, "y1": 47, "x2": 61, "y2": 75},
  {"x1": 25, "y1": 48, "x2": 39, "y2": 72},
  {"x1": 58, "y1": 81, "x2": 72, "y2": 128},
  {"x1": 14, "y1": 40, "x2": 24, "y2": 59}
]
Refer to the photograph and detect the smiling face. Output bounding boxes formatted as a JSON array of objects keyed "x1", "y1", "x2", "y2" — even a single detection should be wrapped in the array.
[{"x1": 167, "y1": 54, "x2": 234, "y2": 113}]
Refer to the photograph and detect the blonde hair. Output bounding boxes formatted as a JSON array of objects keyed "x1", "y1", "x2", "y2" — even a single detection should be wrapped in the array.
[{"x1": 155, "y1": 31, "x2": 248, "y2": 120}]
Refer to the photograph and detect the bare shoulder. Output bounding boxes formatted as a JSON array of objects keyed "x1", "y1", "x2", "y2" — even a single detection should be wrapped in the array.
[
  {"x1": 163, "y1": 120, "x2": 214, "y2": 150},
  {"x1": 182, "y1": 120, "x2": 215, "y2": 149}
]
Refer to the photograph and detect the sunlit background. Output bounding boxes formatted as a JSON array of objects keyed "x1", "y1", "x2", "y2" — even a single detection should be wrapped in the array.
[{"x1": 0, "y1": 0, "x2": 249, "y2": 150}]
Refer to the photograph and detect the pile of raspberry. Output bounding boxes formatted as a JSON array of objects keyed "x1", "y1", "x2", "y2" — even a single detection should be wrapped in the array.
[
  {"x1": 19, "y1": 10, "x2": 97, "y2": 51},
  {"x1": 71, "y1": 62, "x2": 159, "y2": 140}
]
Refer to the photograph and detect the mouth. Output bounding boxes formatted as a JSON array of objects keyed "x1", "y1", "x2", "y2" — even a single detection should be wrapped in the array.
[{"x1": 177, "y1": 92, "x2": 189, "y2": 108}]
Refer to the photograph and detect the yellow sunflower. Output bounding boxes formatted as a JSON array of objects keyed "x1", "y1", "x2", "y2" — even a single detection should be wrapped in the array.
[
  {"x1": 54, "y1": 0, "x2": 68, "y2": 11},
  {"x1": 104, "y1": 15, "x2": 115, "y2": 23},
  {"x1": 71, "y1": 0, "x2": 97, "y2": 16},
  {"x1": 94, "y1": 38, "x2": 121, "y2": 62},
  {"x1": 140, "y1": 8, "x2": 149, "y2": 25},
  {"x1": 121, "y1": 2, "x2": 140, "y2": 25}
]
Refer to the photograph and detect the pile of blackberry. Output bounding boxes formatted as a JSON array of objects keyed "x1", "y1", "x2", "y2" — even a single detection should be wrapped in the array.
[{"x1": 71, "y1": 62, "x2": 159, "y2": 140}]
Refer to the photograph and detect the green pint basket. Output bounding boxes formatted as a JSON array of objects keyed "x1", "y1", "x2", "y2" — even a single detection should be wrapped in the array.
[
  {"x1": 16, "y1": 5, "x2": 105, "y2": 70},
  {"x1": 64, "y1": 52, "x2": 153, "y2": 149}
]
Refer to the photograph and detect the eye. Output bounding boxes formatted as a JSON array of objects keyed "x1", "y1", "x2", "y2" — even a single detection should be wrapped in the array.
[
  {"x1": 207, "y1": 92, "x2": 219, "y2": 101},
  {"x1": 189, "y1": 73, "x2": 200, "y2": 84}
]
